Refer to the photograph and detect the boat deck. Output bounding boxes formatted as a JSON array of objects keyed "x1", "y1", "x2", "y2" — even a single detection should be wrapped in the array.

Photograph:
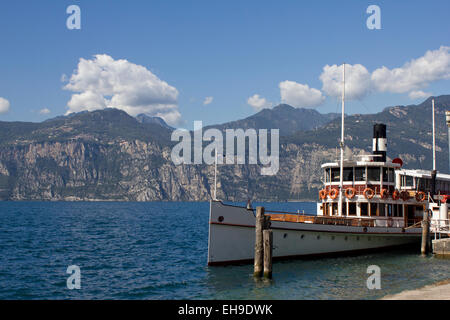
[{"x1": 266, "y1": 211, "x2": 422, "y2": 228}]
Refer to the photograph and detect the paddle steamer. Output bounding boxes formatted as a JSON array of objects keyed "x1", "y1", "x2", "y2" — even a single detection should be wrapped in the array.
[
  {"x1": 208, "y1": 123, "x2": 450, "y2": 265},
  {"x1": 207, "y1": 65, "x2": 449, "y2": 265}
]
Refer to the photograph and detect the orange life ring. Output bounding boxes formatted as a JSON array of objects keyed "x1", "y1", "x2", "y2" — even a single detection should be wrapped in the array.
[
  {"x1": 344, "y1": 187, "x2": 356, "y2": 199},
  {"x1": 415, "y1": 191, "x2": 426, "y2": 202},
  {"x1": 328, "y1": 188, "x2": 338, "y2": 199},
  {"x1": 363, "y1": 188, "x2": 375, "y2": 199},
  {"x1": 380, "y1": 188, "x2": 389, "y2": 199},
  {"x1": 392, "y1": 189, "x2": 400, "y2": 200},
  {"x1": 319, "y1": 189, "x2": 327, "y2": 200},
  {"x1": 400, "y1": 191, "x2": 409, "y2": 201}
]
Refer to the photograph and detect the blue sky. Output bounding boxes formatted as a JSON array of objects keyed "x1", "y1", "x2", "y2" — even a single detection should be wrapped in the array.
[{"x1": 0, "y1": 0, "x2": 449, "y2": 129}]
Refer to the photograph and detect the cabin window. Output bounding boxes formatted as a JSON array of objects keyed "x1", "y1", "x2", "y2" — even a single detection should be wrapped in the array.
[
  {"x1": 401, "y1": 175, "x2": 414, "y2": 187},
  {"x1": 388, "y1": 169, "x2": 394, "y2": 183},
  {"x1": 406, "y1": 176, "x2": 414, "y2": 187},
  {"x1": 418, "y1": 178, "x2": 431, "y2": 192},
  {"x1": 393, "y1": 204, "x2": 403, "y2": 217},
  {"x1": 325, "y1": 169, "x2": 330, "y2": 182},
  {"x1": 415, "y1": 205, "x2": 424, "y2": 218},
  {"x1": 417, "y1": 178, "x2": 424, "y2": 191},
  {"x1": 360, "y1": 203, "x2": 369, "y2": 216},
  {"x1": 382, "y1": 168, "x2": 388, "y2": 182},
  {"x1": 355, "y1": 167, "x2": 366, "y2": 182},
  {"x1": 332, "y1": 203, "x2": 338, "y2": 215},
  {"x1": 342, "y1": 202, "x2": 347, "y2": 215},
  {"x1": 370, "y1": 203, "x2": 378, "y2": 216},
  {"x1": 368, "y1": 167, "x2": 380, "y2": 181},
  {"x1": 382, "y1": 168, "x2": 394, "y2": 183},
  {"x1": 379, "y1": 204, "x2": 386, "y2": 217},
  {"x1": 348, "y1": 203, "x2": 357, "y2": 216},
  {"x1": 343, "y1": 168, "x2": 353, "y2": 182},
  {"x1": 323, "y1": 203, "x2": 329, "y2": 216},
  {"x1": 386, "y1": 204, "x2": 392, "y2": 217},
  {"x1": 331, "y1": 168, "x2": 340, "y2": 182},
  {"x1": 406, "y1": 206, "x2": 415, "y2": 220}
]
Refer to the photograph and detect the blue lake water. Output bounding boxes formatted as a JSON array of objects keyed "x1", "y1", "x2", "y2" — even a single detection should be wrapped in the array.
[{"x1": 0, "y1": 201, "x2": 449, "y2": 300}]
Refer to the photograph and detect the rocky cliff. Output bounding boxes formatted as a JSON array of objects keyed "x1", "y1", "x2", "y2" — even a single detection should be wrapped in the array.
[{"x1": 0, "y1": 96, "x2": 448, "y2": 201}]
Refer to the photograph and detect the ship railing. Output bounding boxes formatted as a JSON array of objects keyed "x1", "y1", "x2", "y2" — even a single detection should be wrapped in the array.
[
  {"x1": 266, "y1": 212, "x2": 375, "y2": 227},
  {"x1": 314, "y1": 217, "x2": 375, "y2": 227},
  {"x1": 264, "y1": 209, "x2": 316, "y2": 217},
  {"x1": 430, "y1": 219, "x2": 450, "y2": 238}
]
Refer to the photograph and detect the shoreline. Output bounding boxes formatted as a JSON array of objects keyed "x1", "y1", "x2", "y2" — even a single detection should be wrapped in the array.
[{"x1": 381, "y1": 279, "x2": 450, "y2": 300}]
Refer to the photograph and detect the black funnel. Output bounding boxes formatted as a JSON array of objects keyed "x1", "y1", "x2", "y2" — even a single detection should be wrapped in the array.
[{"x1": 373, "y1": 123, "x2": 387, "y2": 162}]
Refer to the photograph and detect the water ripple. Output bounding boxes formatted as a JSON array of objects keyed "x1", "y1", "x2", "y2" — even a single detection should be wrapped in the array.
[{"x1": 0, "y1": 201, "x2": 449, "y2": 299}]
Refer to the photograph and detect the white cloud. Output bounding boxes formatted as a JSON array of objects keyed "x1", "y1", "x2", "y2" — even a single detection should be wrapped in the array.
[
  {"x1": 0, "y1": 97, "x2": 10, "y2": 114},
  {"x1": 320, "y1": 64, "x2": 372, "y2": 100},
  {"x1": 371, "y1": 46, "x2": 450, "y2": 94},
  {"x1": 318, "y1": 46, "x2": 450, "y2": 101},
  {"x1": 279, "y1": 81, "x2": 325, "y2": 108},
  {"x1": 247, "y1": 94, "x2": 272, "y2": 111},
  {"x1": 246, "y1": 47, "x2": 449, "y2": 111},
  {"x1": 408, "y1": 90, "x2": 432, "y2": 100},
  {"x1": 203, "y1": 96, "x2": 213, "y2": 105},
  {"x1": 39, "y1": 108, "x2": 51, "y2": 114},
  {"x1": 64, "y1": 54, "x2": 181, "y2": 125}
]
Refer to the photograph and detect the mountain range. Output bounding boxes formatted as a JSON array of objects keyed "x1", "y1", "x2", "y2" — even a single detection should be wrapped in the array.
[
  {"x1": 0, "y1": 95, "x2": 449, "y2": 201},
  {"x1": 205, "y1": 104, "x2": 340, "y2": 135}
]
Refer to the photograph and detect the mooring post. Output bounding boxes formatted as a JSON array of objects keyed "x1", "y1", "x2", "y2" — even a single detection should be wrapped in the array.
[
  {"x1": 421, "y1": 215, "x2": 430, "y2": 256},
  {"x1": 254, "y1": 206, "x2": 265, "y2": 277},
  {"x1": 264, "y1": 214, "x2": 271, "y2": 230},
  {"x1": 263, "y1": 229, "x2": 273, "y2": 279}
]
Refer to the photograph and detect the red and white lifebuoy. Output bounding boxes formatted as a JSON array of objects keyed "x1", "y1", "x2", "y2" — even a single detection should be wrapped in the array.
[
  {"x1": 392, "y1": 189, "x2": 400, "y2": 200},
  {"x1": 415, "y1": 191, "x2": 426, "y2": 202},
  {"x1": 344, "y1": 187, "x2": 356, "y2": 199},
  {"x1": 380, "y1": 188, "x2": 389, "y2": 199},
  {"x1": 400, "y1": 191, "x2": 409, "y2": 201},
  {"x1": 319, "y1": 189, "x2": 327, "y2": 200},
  {"x1": 363, "y1": 188, "x2": 375, "y2": 200},
  {"x1": 329, "y1": 188, "x2": 338, "y2": 200}
]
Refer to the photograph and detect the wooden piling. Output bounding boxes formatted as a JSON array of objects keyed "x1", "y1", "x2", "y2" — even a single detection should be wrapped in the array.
[
  {"x1": 263, "y1": 229, "x2": 273, "y2": 279},
  {"x1": 264, "y1": 215, "x2": 271, "y2": 229},
  {"x1": 253, "y1": 206, "x2": 265, "y2": 277},
  {"x1": 421, "y1": 219, "x2": 430, "y2": 256}
]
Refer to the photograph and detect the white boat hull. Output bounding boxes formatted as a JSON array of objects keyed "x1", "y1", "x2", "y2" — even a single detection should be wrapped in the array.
[{"x1": 208, "y1": 201, "x2": 422, "y2": 265}]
